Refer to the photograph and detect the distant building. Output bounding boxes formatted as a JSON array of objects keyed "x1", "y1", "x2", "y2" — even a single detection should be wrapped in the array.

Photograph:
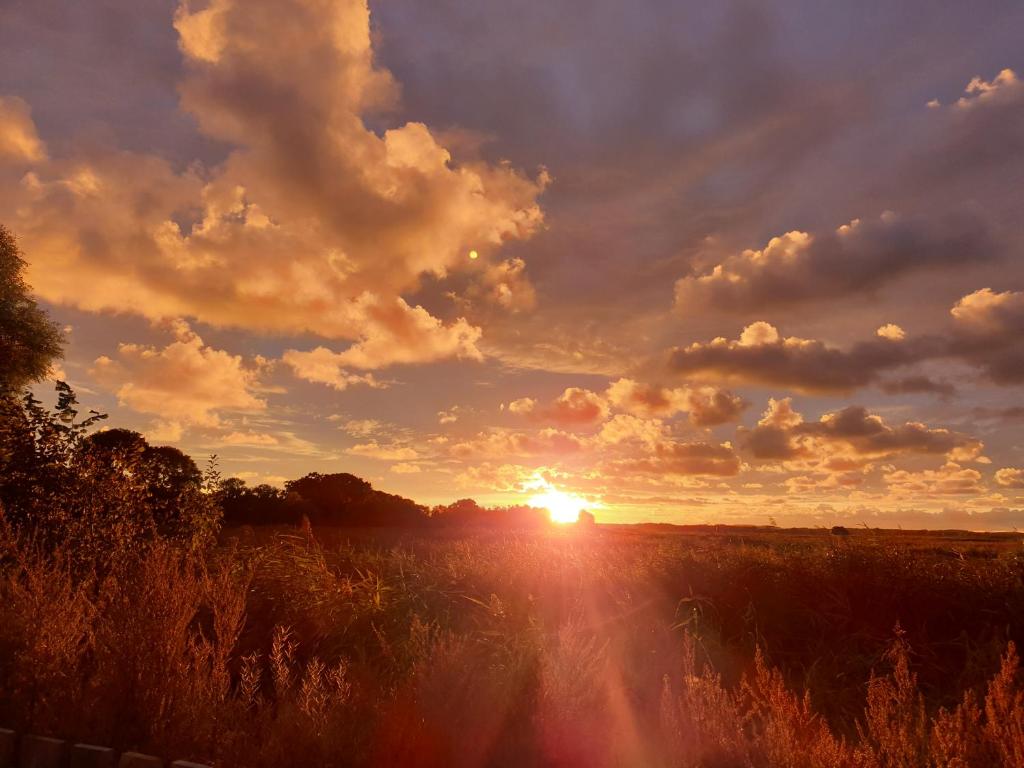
[
  {"x1": 830, "y1": 525, "x2": 850, "y2": 537},
  {"x1": 577, "y1": 510, "x2": 596, "y2": 528}
]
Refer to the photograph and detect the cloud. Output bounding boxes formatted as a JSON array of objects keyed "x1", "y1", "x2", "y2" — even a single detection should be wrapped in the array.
[
  {"x1": 995, "y1": 468, "x2": 1024, "y2": 489},
  {"x1": 878, "y1": 375, "x2": 955, "y2": 398},
  {"x1": 345, "y1": 441, "x2": 419, "y2": 461},
  {"x1": 507, "y1": 397, "x2": 536, "y2": 415},
  {"x1": 667, "y1": 322, "x2": 928, "y2": 394},
  {"x1": 950, "y1": 288, "x2": 1024, "y2": 383},
  {"x1": 282, "y1": 347, "x2": 382, "y2": 391},
  {"x1": 337, "y1": 418, "x2": 386, "y2": 437},
  {"x1": 541, "y1": 387, "x2": 609, "y2": 425},
  {"x1": 674, "y1": 211, "x2": 994, "y2": 316},
  {"x1": 451, "y1": 428, "x2": 585, "y2": 459},
  {"x1": 391, "y1": 462, "x2": 422, "y2": 474},
  {"x1": 740, "y1": 399, "x2": 984, "y2": 465},
  {"x1": 283, "y1": 297, "x2": 484, "y2": 385},
  {"x1": 464, "y1": 256, "x2": 537, "y2": 312},
  {"x1": 884, "y1": 463, "x2": 985, "y2": 496},
  {"x1": 0, "y1": 96, "x2": 46, "y2": 163},
  {"x1": 876, "y1": 324, "x2": 905, "y2": 341},
  {"x1": 800, "y1": 406, "x2": 983, "y2": 459},
  {"x1": 611, "y1": 440, "x2": 741, "y2": 478},
  {"x1": 596, "y1": 414, "x2": 666, "y2": 448},
  {"x1": 90, "y1": 320, "x2": 265, "y2": 438},
  {"x1": 921, "y1": 68, "x2": 1024, "y2": 185},
  {"x1": 605, "y1": 378, "x2": 747, "y2": 426},
  {"x1": 0, "y1": 0, "x2": 547, "y2": 362},
  {"x1": 437, "y1": 406, "x2": 460, "y2": 425},
  {"x1": 952, "y1": 69, "x2": 1020, "y2": 110}
]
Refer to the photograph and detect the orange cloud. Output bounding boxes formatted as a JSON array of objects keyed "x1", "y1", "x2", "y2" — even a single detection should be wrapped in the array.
[
  {"x1": 606, "y1": 378, "x2": 747, "y2": 426},
  {"x1": 0, "y1": 0, "x2": 547, "y2": 364},
  {"x1": 0, "y1": 96, "x2": 46, "y2": 163},
  {"x1": 90, "y1": 320, "x2": 265, "y2": 439}
]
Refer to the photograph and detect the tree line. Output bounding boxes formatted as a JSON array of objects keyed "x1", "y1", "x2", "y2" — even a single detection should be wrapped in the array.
[{"x1": 0, "y1": 223, "x2": 568, "y2": 561}]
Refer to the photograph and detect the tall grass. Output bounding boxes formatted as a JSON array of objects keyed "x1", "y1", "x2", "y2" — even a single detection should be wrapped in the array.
[{"x1": 3, "y1": 525, "x2": 1024, "y2": 766}]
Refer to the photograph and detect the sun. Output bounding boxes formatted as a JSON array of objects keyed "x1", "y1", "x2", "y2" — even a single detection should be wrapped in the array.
[{"x1": 528, "y1": 488, "x2": 588, "y2": 524}]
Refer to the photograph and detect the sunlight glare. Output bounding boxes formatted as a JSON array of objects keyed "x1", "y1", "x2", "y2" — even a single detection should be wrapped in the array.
[
  {"x1": 469, "y1": 249, "x2": 479, "y2": 260},
  {"x1": 529, "y1": 488, "x2": 588, "y2": 524}
]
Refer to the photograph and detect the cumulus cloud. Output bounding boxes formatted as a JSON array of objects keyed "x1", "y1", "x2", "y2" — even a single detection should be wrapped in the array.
[
  {"x1": 466, "y1": 257, "x2": 537, "y2": 312},
  {"x1": 667, "y1": 322, "x2": 928, "y2": 394},
  {"x1": 800, "y1": 406, "x2": 983, "y2": 459},
  {"x1": 541, "y1": 387, "x2": 609, "y2": 425},
  {"x1": 884, "y1": 463, "x2": 985, "y2": 496},
  {"x1": 596, "y1": 414, "x2": 666, "y2": 448},
  {"x1": 949, "y1": 288, "x2": 1024, "y2": 383},
  {"x1": 345, "y1": 441, "x2": 419, "y2": 461},
  {"x1": 952, "y1": 69, "x2": 1020, "y2": 110},
  {"x1": 507, "y1": 397, "x2": 536, "y2": 415},
  {"x1": 391, "y1": 462, "x2": 422, "y2": 474},
  {"x1": 611, "y1": 440, "x2": 741, "y2": 478},
  {"x1": 674, "y1": 211, "x2": 993, "y2": 315},
  {"x1": 0, "y1": 96, "x2": 46, "y2": 163},
  {"x1": 995, "y1": 468, "x2": 1024, "y2": 489},
  {"x1": 876, "y1": 324, "x2": 905, "y2": 341},
  {"x1": 451, "y1": 428, "x2": 585, "y2": 459},
  {"x1": 921, "y1": 68, "x2": 1024, "y2": 185},
  {"x1": 740, "y1": 399, "x2": 984, "y2": 465},
  {"x1": 283, "y1": 297, "x2": 483, "y2": 386},
  {"x1": 605, "y1": 378, "x2": 747, "y2": 426},
  {"x1": 0, "y1": 0, "x2": 547, "y2": 364},
  {"x1": 282, "y1": 347, "x2": 382, "y2": 391},
  {"x1": 91, "y1": 320, "x2": 265, "y2": 438}
]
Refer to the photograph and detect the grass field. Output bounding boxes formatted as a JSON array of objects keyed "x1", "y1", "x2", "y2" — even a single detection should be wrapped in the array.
[{"x1": 4, "y1": 522, "x2": 1024, "y2": 766}]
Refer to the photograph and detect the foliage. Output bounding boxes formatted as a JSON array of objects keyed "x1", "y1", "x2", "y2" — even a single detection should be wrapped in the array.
[
  {"x1": 0, "y1": 224, "x2": 63, "y2": 394},
  {"x1": 0, "y1": 383, "x2": 221, "y2": 565},
  {"x1": 4, "y1": 526, "x2": 1024, "y2": 765},
  {"x1": 283, "y1": 472, "x2": 428, "y2": 527}
]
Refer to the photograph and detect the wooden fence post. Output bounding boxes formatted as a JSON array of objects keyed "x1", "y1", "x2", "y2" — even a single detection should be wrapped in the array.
[
  {"x1": 18, "y1": 735, "x2": 66, "y2": 768},
  {"x1": 117, "y1": 753, "x2": 163, "y2": 768},
  {"x1": 70, "y1": 744, "x2": 116, "y2": 768},
  {"x1": 0, "y1": 729, "x2": 15, "y2": 768}
]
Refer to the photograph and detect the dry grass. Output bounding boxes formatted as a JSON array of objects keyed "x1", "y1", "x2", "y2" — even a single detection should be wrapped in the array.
[{"x1": 3, "y1": 524, "x2": 1024, "y2": 766}]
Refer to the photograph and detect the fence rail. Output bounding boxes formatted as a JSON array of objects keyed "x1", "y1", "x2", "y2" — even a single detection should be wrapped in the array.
[{"x1": 0, "y1": 729, "x2": 210, "y2": 768}]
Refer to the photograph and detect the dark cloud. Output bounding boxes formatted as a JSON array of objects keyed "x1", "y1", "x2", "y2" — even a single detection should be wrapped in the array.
[
  {"x1": 879, "y1": 376, "x2": 955, "y2": 398},
  {"x1": 675, "y1": 210, "x2": 996, "y2": 316},
  {"x1": 739, "y1": 399, "x2": 983, "y2": 464},
  {"x1": 667, "y1": 321, "x2": 937, "y2": 394},
  {"x1": 949, "y1": 288, "x2": 1024, "y2": 384},
  {"x1": 612, "y1": 440, "x2": 741, "y2": 477}
]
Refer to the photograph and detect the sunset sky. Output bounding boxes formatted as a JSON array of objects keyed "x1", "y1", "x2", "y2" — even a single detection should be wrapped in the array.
[{"x1": 2, "y1": 0, "x2": 1023, "y2": 526}]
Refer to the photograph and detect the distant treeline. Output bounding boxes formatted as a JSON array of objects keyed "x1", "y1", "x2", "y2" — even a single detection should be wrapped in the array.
[{"x1": 219, "y1": 473, "x2": 559, "y2": 529}]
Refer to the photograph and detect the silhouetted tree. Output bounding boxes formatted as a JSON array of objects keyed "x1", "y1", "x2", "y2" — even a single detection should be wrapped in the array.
[
  {"x1": 284, "y1": 472, "x2": 427, "y2": 527},
  {"x1": 217, "y1": 478, "x2": 292, "y2": 525},
  {"x1": 429, "y1": 498, "x2": 550, "y2": 529},
  {"x1": 0, "y1": 225, "x2": 63, "y2": 394},
  {"x1": 0, "y1": 384, "x2": 220, "y2": 564}
]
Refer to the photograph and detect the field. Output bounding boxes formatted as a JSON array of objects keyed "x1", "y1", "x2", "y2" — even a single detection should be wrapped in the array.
[{"x1": 4, "y1": 522, "x2": 1024, "y2": 767}]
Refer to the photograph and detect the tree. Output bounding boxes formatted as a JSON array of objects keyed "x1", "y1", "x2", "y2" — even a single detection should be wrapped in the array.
[
  {"x1": 216, "y1": 478, "x2": 292, "y2": 525},
  {"x1": 0, "y1": 385, "x2": 220, "y2": 565},
  {"x1": 0, "y1": 225, "x2": 63, "y2": 394},
  {"x1": 284, "y1": 472, "x2": 427, "y2": 527}
]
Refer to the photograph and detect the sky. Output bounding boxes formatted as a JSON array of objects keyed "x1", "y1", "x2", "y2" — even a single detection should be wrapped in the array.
[{"x1": 1, "y1": 0, "x2": 1023, "y2": 527}]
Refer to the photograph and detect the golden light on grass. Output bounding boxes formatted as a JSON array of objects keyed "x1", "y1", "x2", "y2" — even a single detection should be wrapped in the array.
[{"x1": 528, "y1": 487, "x2": 589, "y2": 524}]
